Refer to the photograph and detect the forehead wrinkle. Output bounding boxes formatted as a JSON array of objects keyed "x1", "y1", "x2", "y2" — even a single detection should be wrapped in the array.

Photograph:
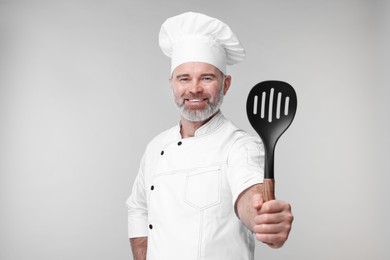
[
  {"x1": 175, "y1": 72, "x2": 219, "y2": 80},
  {"x1": 173, "y1": 62, "x2": 220, "y2": 75}
]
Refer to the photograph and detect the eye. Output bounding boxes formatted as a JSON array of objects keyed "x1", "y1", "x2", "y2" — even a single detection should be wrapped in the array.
[
  {"x1": 179, "y1": 77, "x2": 190, "y2": 83},
  {"x1": 201, "y1": 76, "x2": 214, "y2": 82}
]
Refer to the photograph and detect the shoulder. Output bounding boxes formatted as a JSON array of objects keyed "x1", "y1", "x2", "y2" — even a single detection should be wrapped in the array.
[
  {"x1": 144, "y1": 125, "x2": 178, "y2": 154},
  {"x1": 220, "y1": 119, "x2": 264, "y2": 164},
  {"x1": 223, "y1": 117, "x2": 263, "y2": 149}
]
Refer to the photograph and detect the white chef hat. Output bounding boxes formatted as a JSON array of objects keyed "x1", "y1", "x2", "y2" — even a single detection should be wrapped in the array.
[{"x1": 159, "y1": 12, "x2": 245, "y2": 74}]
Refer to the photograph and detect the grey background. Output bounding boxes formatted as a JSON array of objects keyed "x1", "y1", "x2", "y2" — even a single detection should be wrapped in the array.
[{"x1": 1, "y1": 0, "x2": 389, "y2": 259}]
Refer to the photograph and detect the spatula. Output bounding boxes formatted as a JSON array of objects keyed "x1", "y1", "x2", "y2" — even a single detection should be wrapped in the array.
[{"x1": 246, "y1": 80, "x2": 297, "y2": 201}]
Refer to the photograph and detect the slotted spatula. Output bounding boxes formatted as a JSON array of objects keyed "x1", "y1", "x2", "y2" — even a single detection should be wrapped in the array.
[{"x1": 246, "y1": 80, "x2": 297, "y2": 201}]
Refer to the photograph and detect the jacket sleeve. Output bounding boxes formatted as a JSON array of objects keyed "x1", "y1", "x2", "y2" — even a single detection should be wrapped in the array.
[
  {"x1": 126, "y1": 153, "x2": 149, "y2": 238},
  {"x1": 227, "y1": 134, "x2": 264, "y2": 207}
]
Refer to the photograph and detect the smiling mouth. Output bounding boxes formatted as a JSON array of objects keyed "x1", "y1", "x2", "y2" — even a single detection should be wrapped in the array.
[
  {"x1": 186, "y1": 98, "x2": 207, "y2": 103},
  {"x1": 183, "y1": 98, "x2": 208, "y2": 108}
]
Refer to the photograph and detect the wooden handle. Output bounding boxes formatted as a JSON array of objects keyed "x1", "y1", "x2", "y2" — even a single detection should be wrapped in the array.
[{"x1": 262, "y1": 178, "x2": 275, "y2": 201}]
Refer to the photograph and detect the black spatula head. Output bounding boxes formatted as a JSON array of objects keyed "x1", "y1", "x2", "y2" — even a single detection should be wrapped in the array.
[{"x1": 246, "y1": 80, "x2": 297, "y2": 180}]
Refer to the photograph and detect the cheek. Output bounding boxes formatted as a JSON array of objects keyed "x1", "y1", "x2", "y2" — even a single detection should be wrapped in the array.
[
  {"x1": 171, "y1": 85, "x2": 179, "y2": 95},
  {"x1": 172, "y1": 87, "x2": 184, "y2": 100},
  {"x1": 210, "y1": 85, "x2": 224, "y2": 98}
]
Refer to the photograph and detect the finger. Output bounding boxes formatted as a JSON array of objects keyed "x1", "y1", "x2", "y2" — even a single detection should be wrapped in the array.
[
  {"x1": 255, "y1": 233, "x2": 286, "y2": 249},
  {"x1": 252, "y1": 193, "x2": 263, "y2": 211},
  {"x1": 253, "y1": 222, "x2": 287, "y2": 234},
  {"x1": 258, "y1": 200, "x2": 291, "y2": 215},
  {"x1": 254, "y1": 211, "x2": 288, "y2": 225}
]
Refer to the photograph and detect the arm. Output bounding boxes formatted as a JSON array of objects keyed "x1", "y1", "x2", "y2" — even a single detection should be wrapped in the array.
[
  {"x1": 130, "y1": 237, "x2": 147, "y2": 260},
  {"x1": 126, "y1": 153, "x2": 149, "y2": 258},
  {"x1": 235, "y1": 183, "x2": 294, "y2": 248},
  {"x1": 235, "y1": 184, "x2": 262, "y2": 230}
]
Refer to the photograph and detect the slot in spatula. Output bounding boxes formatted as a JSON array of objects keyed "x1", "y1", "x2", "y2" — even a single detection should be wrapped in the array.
[{"x1": 246, "y1": 80, "x2": 297, "y2": 201}]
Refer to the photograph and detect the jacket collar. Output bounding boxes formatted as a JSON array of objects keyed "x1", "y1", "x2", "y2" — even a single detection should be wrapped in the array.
[{"x1": 177, "y1": 110, "x2": 225, "y2": 138}]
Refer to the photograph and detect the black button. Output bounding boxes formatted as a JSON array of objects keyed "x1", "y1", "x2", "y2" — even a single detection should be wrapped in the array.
[
  {"x1": 149, "y1": 224, "x2": 153, "y2": 229},
  {"x1": 177, "y1": 141, "x2": 182, "y2": 146},
  {"x1": 160, "y1": 150, "x2": 164, "y2": 155},
  {"x1": 151, "y1": 185, "x2": 154, "y2": 190}
]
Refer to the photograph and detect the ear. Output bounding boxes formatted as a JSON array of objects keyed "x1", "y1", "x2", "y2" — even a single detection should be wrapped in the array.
[
  {"x1": 223, "y1": 75, "x2": 232, "y2": 95},
  {"x1": 169, "y1": 76, "x2": 174, "y2": 89}
]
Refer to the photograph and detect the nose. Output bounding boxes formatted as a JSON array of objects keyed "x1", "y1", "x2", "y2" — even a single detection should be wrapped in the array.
[{"x1": 188, "y1": 80, "x2": 203, "y2": 94}]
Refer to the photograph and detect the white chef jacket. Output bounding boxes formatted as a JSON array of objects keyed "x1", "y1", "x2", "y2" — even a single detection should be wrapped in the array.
[{"x1": 126, "y1": 111, "x2": 264, "y2": 260}]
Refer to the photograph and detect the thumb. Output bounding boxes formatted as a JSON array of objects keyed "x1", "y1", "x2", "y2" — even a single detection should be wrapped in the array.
[{"x1": 252, "y1": 193, "x2": 263, "y2": 212}]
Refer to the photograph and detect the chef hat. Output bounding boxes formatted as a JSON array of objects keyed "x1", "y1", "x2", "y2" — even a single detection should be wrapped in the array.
[{"x1": 159, "y1": 12, "x2": 245, "y2": 74}]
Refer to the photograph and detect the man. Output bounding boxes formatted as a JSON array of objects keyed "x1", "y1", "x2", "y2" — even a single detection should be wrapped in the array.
[{"x1": 126, "y1": 12, "x2": 293, "y2": 260}]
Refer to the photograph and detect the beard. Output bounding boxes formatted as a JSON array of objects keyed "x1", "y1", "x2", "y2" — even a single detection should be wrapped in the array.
[{"x1": 174, "y1": 85, "x2": 225, "y2": 122}]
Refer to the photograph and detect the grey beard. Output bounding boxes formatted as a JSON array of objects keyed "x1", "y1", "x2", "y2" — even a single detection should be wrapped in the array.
[{"x1": 174, "y1": 86, "x2": 224, "y2": 122}]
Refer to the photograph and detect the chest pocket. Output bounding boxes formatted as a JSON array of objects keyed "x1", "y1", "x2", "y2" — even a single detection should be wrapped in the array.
[{"x1": 184, "y1": 166, "x2": 222, "y2": 210}]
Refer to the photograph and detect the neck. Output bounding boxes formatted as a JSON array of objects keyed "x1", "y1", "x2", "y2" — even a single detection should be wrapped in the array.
[{"x1": 179, "y1": 112, "x2": 217, "y2": 138}]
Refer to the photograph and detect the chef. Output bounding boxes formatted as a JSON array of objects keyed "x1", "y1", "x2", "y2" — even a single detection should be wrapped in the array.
[{"x1": 126, "y1": 12, "x2": 293, "y2": 260}]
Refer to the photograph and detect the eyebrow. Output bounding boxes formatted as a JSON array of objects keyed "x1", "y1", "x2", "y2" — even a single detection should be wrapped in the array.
[
  {"x1": 175, "y1": 74, "x2": 190, "y2": 79},
  {"x1": 175, "y1": 73, "x2": 218, "y2": 79},
  {"x1": 200, "y1": 73, "x2": 218, "y2": 78}
]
